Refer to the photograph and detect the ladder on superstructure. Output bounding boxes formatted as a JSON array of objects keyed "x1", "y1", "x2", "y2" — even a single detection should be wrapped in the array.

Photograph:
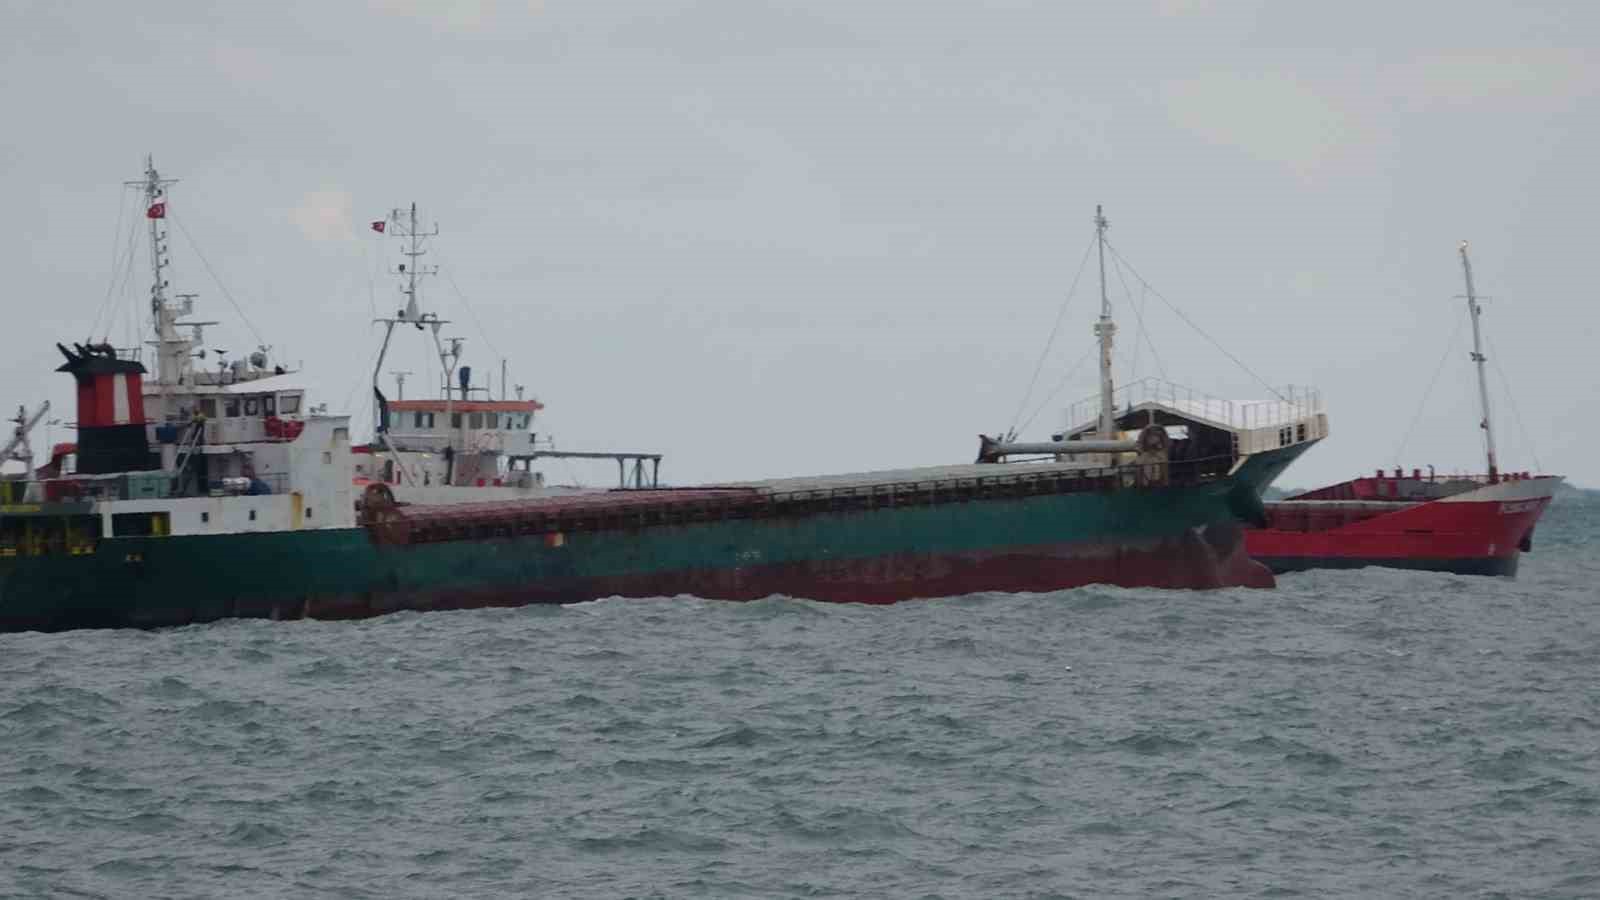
[{"x1": 170, "y1": 419, "x2": 205, "y2": 492}]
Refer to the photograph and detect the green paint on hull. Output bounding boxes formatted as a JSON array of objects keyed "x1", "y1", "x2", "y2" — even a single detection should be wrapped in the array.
[{"x1": 1, "y1": 443, "x2": 1311, "y2": 631}]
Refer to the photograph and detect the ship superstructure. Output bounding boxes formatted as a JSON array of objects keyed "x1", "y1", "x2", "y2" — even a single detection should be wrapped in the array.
[
  {"x1": 352, "y1": 204, "x2": 660, "y2": 503},
  {"x1": 1, "y1": 158, "x2": 354, "y2": 557},
  {"x1": 0, "y1": 156, "x2": 352, "y2": 525}
]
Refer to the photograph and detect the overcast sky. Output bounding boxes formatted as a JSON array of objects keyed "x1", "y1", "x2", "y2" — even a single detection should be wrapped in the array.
[{"x1": 4, "y1": 0, "x2": 1596, "y2": 488}]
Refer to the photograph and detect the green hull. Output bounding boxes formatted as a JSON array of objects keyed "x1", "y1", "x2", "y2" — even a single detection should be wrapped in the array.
[{"x1": 1, "y1": 445, "x2": 1309, "y2": 631}]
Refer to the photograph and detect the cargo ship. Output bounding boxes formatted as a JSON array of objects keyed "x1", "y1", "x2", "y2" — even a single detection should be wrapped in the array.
[
  {"x1": 0, "y1": 164, "x2": 1326, "y2": 632},
  {"x1": 1245, "y1": 242, "x2": 1559, "y2": 576}
]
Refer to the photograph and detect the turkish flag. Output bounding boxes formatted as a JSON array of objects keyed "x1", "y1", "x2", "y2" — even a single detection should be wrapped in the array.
[
  {"x1": 370, "y1": 220, "x2": 386, "y2": 233},
  {"x1": 146, "y1": 202, "x2": 166, "y2": 219}
]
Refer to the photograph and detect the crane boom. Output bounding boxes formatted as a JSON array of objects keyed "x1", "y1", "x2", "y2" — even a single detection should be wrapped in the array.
[{"x1": 2, "y1": 401, "x2": 51, "y2": 475}]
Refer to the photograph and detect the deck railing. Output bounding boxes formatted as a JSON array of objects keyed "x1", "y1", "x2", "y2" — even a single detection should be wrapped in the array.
[
  {"x1": 370, "y1": 454, "x2": 1241, "y2": 546},
  {"x1": 1063, "y1": 378, "x2": 1323, "y2": 435}
]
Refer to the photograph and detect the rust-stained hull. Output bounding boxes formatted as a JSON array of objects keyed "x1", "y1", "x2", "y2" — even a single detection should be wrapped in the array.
[
  {"x1": 1, "y1": 522, "x2": 1269, "y2": 633},
  {"x1": 304, "y1": 521, "x2": 1270, "y2": 621},
  {"x1": 2, "y1": 446, "x2": 1310, "y2": 632}
]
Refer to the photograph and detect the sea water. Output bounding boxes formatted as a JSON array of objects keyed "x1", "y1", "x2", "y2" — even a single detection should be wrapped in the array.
[{"x1": 2, "y1": 496, "x2": 1597, "y2": 898}]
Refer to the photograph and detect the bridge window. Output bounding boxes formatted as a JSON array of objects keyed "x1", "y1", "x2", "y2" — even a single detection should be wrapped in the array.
[
  {"x1": 485, "y1": 413, "x2": 499, "y2": 429},
  {"x1": 244, "y1": 398, "x2": 259, "y2": 416},
  {"x1": 262, "y1": 396, "x2": 276, "y2": 416},
  {"x1": 451, "y1": 413, "x2": 462, "y2": 428},
  {"x1": 225, "y1": 398, "x2": 240, "y2": 417},
  {"x1": 199, "y1": 398, "x2": 218, "y2": 418},
  {"x1": 469, "y1": 412, "x2": 483, "y2": 429},
  {"x1": 280, "y1": 393, "x2": 301, "y2": 414}
]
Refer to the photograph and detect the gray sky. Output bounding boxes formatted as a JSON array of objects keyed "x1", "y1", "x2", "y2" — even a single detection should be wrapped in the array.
[{"x1": 4, "y1": 0, "x2": 1596, "y2": 488}]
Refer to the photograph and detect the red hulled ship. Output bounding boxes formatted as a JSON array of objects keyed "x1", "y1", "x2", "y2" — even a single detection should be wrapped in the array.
[{"x1": 1245, "y1": 242, "x2": 1560, "y2": 577}]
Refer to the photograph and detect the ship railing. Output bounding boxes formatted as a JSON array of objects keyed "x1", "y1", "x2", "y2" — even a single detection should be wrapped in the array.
[
  {"x1": 1363, "y1": 470, "x2": 1545, "y2": 486},
  {"x1": 201, "y1": 472, "x2": 290, "y2": 497},
  {"x1": 20, "y1": 471, "x2": 133, "y2": 503},
  {"x1": 1063, "y1": 377, "x2": 1324, "y2": 435},
  {"x1": 370, "y1": 454, "x2": 1240, "y2": 546},
  {"x1": 11, "y1": 469, "x2": 294, "y2": 504}
]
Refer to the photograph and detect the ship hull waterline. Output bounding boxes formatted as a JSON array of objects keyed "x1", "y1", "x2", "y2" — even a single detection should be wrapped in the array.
[
  {"x1": 1, "y1": 448, "x2": 1308, "y2": 633},
  {"x1": 1245, "y1": 477, "x2": 1554, "y2": 578}
]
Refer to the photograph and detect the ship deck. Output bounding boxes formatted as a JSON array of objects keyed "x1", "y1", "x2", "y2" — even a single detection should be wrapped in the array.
[
  {"x1": 365, "y1": 456, "x2": 1234, "y2": 547},
  {"x1": 729, "y1": 459, "x2": 1105, "y2": 494}
]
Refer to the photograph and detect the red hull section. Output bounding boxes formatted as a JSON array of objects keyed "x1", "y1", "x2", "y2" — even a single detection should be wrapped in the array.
[
  {"x1": 1246, "y1": 475, "x2": 1557, "y2": 576},
  {"x1": 295, "y1": 525, "x2": 1274, "y2": 624}
]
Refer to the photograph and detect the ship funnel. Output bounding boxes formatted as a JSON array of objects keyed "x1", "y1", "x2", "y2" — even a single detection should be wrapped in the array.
[{"x1": 54, "y1": 343, "x2": 156, "y2": 474}]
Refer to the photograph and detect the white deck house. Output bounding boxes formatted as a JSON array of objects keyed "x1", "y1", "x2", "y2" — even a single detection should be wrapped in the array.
[{"x1": 354, "y1": 397, "x2": 549, "y2": 495}]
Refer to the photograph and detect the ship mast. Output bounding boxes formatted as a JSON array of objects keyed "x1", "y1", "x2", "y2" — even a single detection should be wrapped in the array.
[
  {"x1": 1094, "y1": 205, "x2": 1117, "y2": 439},
  {"x1": 1458, "y1": 241, "x2": 1498, "y2": 483},
  {"x1": 400, "y1": 204, "x2": 426, "y2": 327},
  {"x1": 370, "y1": 203, "x2": 451, "y2": 485},
  {"x1": 128, "y1": 157, "x2": 189, "y2": 392}
]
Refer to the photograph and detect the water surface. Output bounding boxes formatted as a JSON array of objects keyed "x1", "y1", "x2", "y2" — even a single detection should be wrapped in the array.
[{"x1": 3, "y1": 497, "x2": 1597, "y2": 897}]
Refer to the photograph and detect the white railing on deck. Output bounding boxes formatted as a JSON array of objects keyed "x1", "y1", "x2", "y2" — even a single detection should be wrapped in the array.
[{"x1": 1063, "y1": 377, "x2": 1324, "y2": 435}]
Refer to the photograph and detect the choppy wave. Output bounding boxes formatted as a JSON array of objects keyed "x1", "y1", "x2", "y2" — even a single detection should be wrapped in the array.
[{"x1": 1, "y1": 497, "x2": 1598, "y2": 897}]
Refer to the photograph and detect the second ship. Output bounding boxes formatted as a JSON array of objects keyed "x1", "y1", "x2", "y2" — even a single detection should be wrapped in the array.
[{"x1": 1245, "y1": 242, "x2": 1559, "y2": 577}]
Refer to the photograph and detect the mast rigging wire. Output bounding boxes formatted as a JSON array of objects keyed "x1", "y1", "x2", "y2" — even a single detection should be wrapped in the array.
[
  {"x1": 1103, "y1": 240, "x2": 1286, "y2": 401},
  {"x1": 1484, "y1": 333, "x2": 1545, "y2": 473},
  {"x1": 1016, "y1": 341, "x2": 1099, "y2": 437},
  {"x1": 87, "y1": 187, "x2": 133, "y2": 342},
  {"x1": 342, "y1": 338, "x2": 387, "y2": 434},
  {"x1": 1392, "y1": 309, "x2": 1468, "y2": 467},
  {"x1": 441, "y1": 270, "x2": 502, "y2": 362},
  {"x1": 430, "y1": 248, "x2": 508, "y2": 396},
  {"x1": 1007, "y1": 235, "x2": 1096, "y2": 437},
  {"x1": 94, "y1": 212, "x2": 143, "y2": 345},
  {"x1": 168, "y1": 212, "x2": 267, "y2": 349},
  {"x1": 363, "y1": 228, "x2": 380, "y2": 322},
  {"x1": 123, "y1": 216, "x2": 144, "y2": 352},
  {"x1": 1111, "y1": 252, "x2": 1168, "y2": 384}
]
